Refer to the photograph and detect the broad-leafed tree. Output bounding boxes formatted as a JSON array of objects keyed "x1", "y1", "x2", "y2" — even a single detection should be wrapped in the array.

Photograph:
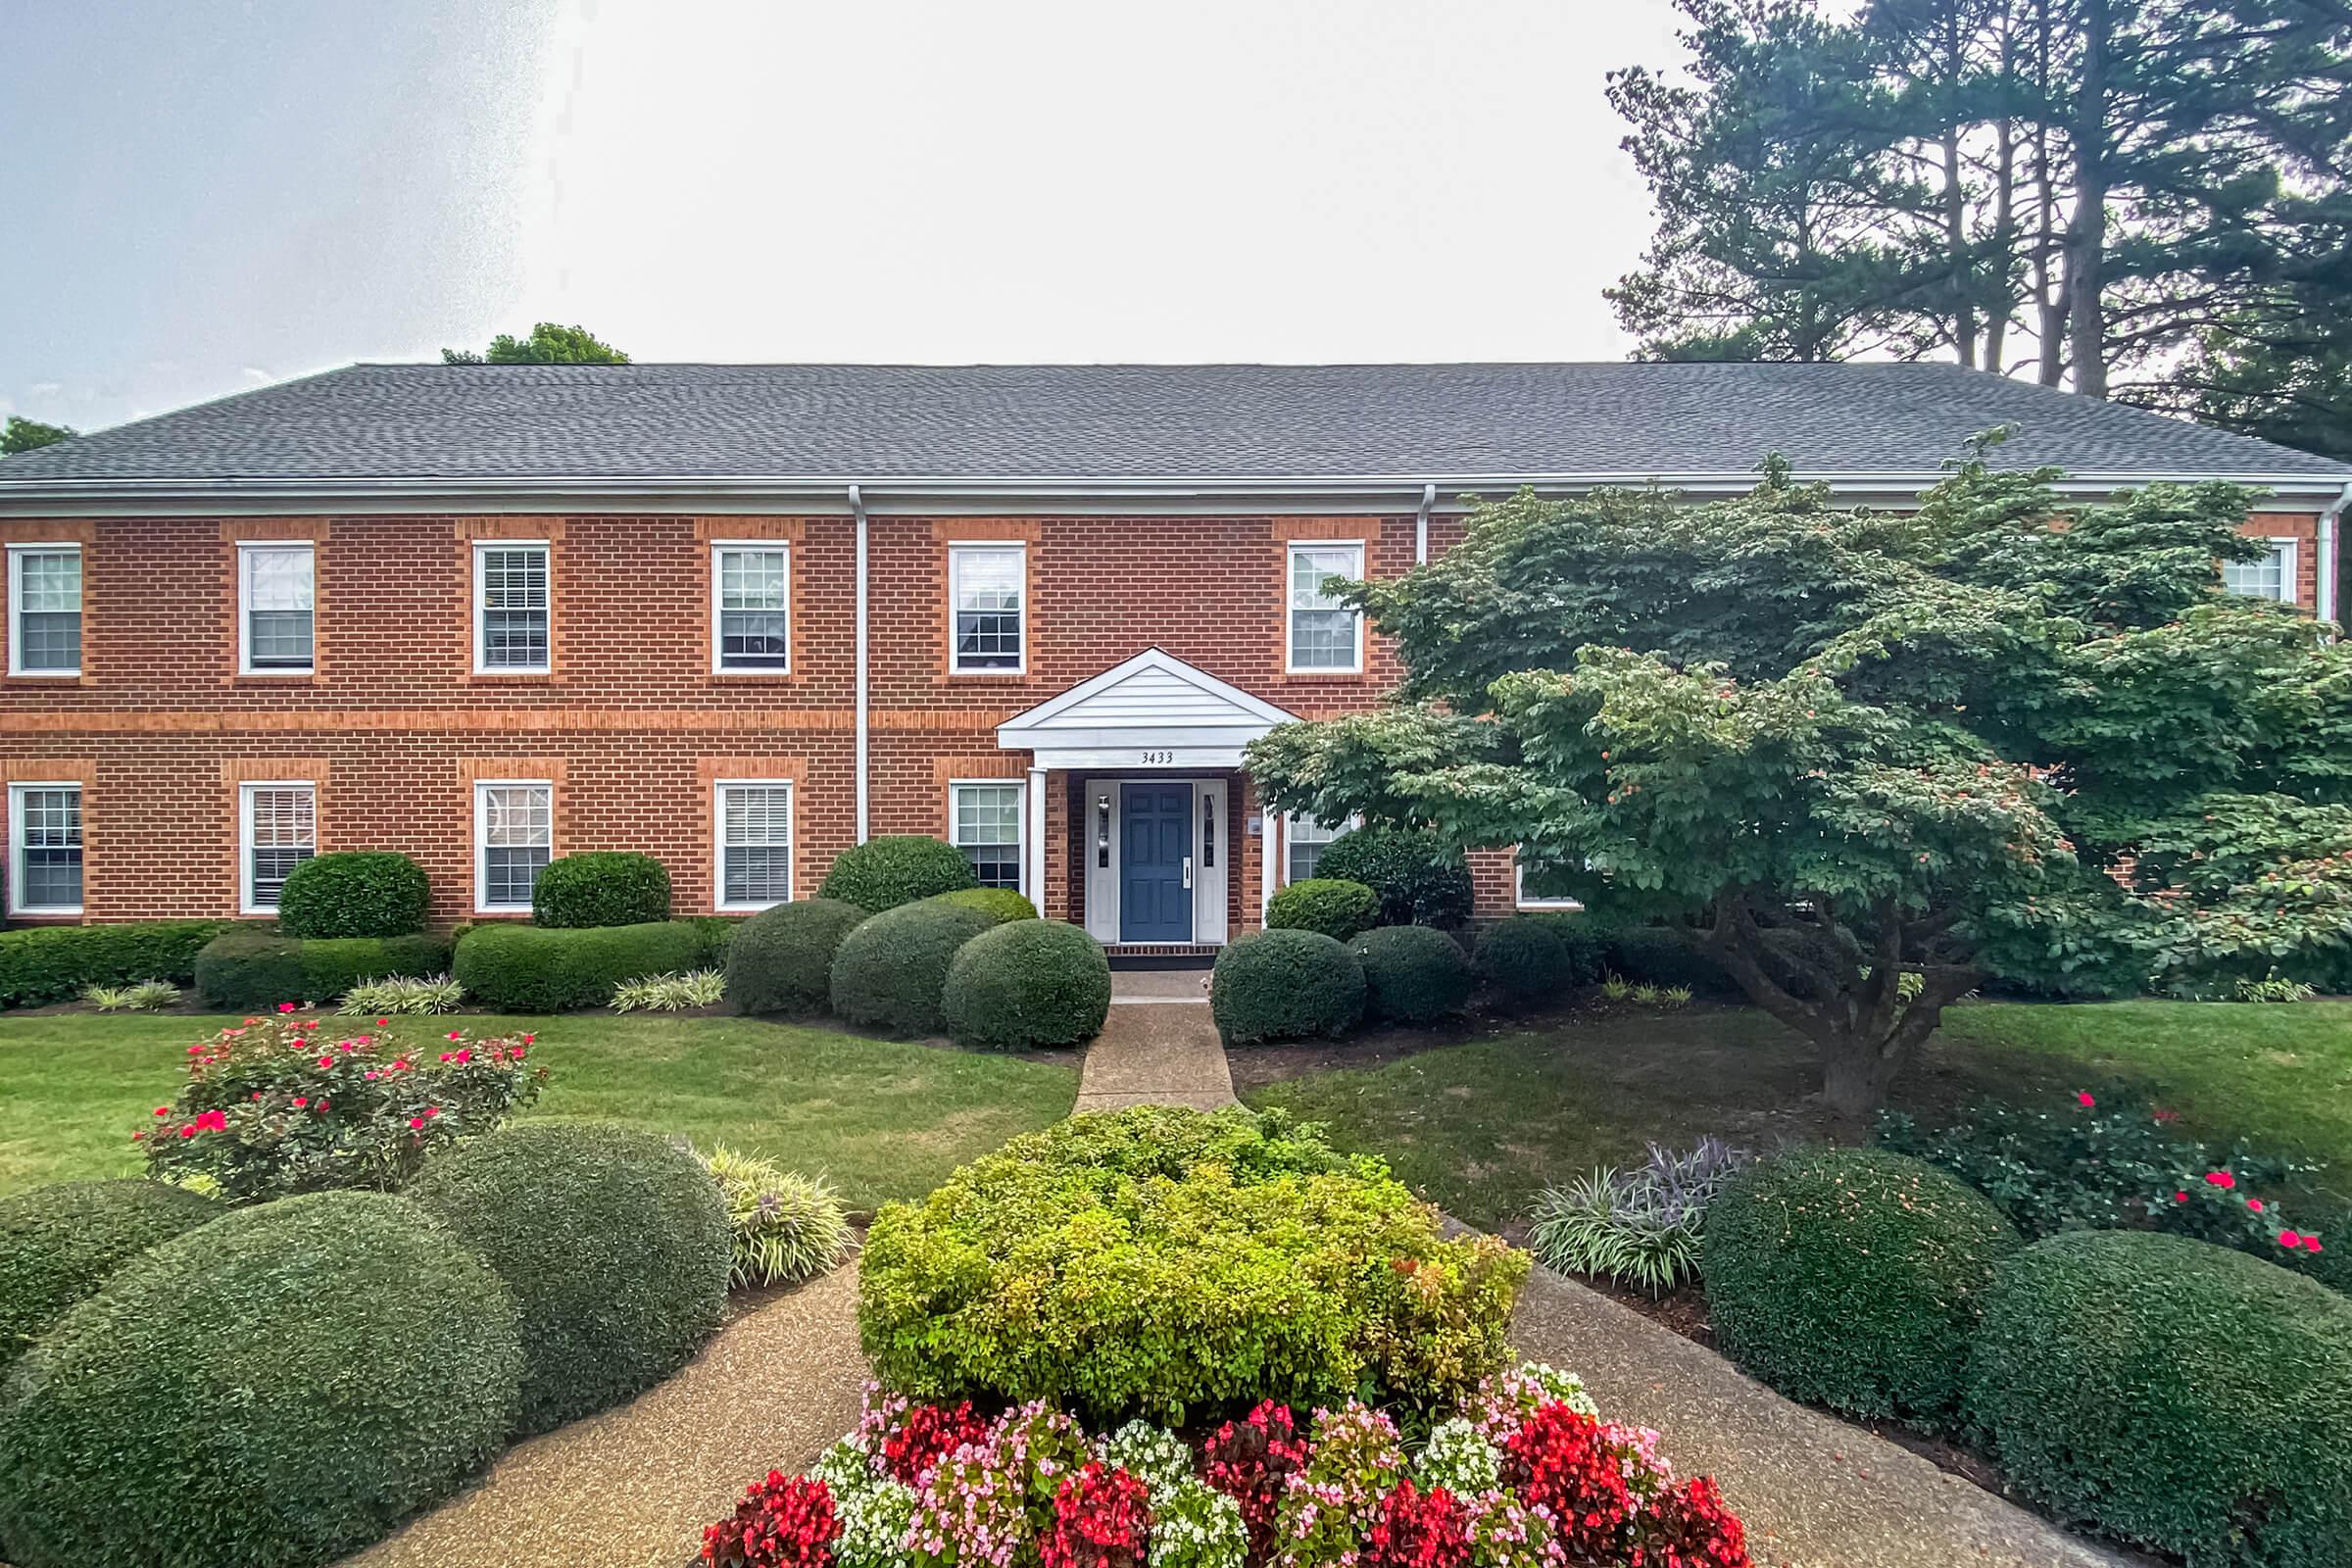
[
  {"x1": 0, "y1": 416, "x2": 75, "y2": 454},
  {"x1": 441, "y1": 322, "x2": 631, "y2": 365}
]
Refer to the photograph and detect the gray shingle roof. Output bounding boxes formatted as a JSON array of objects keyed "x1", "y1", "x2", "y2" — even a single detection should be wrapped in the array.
[{"x1": 3, "y1": 361, "x2": 2345, "y2": 487}]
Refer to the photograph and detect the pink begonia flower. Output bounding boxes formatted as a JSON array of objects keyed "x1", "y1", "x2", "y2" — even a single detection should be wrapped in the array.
[{"x1": 2075, "y1": 1091, "x2": 2095, "y2": 1108}]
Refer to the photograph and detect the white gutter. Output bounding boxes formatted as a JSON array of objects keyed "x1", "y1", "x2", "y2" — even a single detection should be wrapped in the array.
[
  {"x1": 850, "y1": 482, "x2": 869, "y2": 844},
  {"x1": 1415, "y1": 482, "x2": 1435, "y2": 564},
  {"x1": 2321, "y1": 481, "x2": 2349, "y2": 628}
]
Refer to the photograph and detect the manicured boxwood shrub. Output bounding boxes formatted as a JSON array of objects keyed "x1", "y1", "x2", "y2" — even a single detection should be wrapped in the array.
[
  {"x1": 723, "y1": 898, "x2": 870, "y2": 1015},
  {"x1": 274, "y1": 851, "x2": 429, "y2": 939},
  {"x1": 1210, "y1": 928, "x2": 1365, "y2": 1045},
  {"x1": 298, "y1": 933, "x2": 453, "y2": 1000},
  {"x1": 1314, "y1": 827, "x2": 1476, "y2": 928},
  {"x1": 1608, "y1": 924, "x2": 1740, "y2": 995},
  {"x1": 1702, "y1": 1146, "x2": 2019, "y2": 1427},
  {"x1": 828, "y1": 899, "x2": 999, "y2": 1036},
  {"x1": 0, "y1": 1180, "x2": 222, "y2": 1364},
  {"x1": 0, "y1": 1191, "x2": 520, "y2": 1568},
  {"x1": 932, "y1": 887, "x2": 1039, "y2": 923},
  {"x1": 452, "y1": 919, "x2": 705, "y2": 1011},
  {"x1": 1350, "y1": 924, "x2": 1472, "y2": 1025},
  {"x1": 1476, "y1": 916, "x2": 1575, "y2": 1008},
  {"x1": 1266, "y1": 877, "x2": 1382, "y2": 941},
  {"x1": 819, "y1": 835, "x2": 978, "y2": 912},
  {"x1": 1968, "y1": 1232, "x2": 2352, "y2": 1568},
  {"x1": 405, "y1": 1123, "x2": 729, "y2": 1434},
  {"x1": 1516, "y1": 913, "x2": 1608, "y2": 987},
  {"x1": 858, "y1": 1106, "x2": 1528, "y2": 1424},
  {"x1": 0, "y1": 919, "x2": 231, "y2": 1010},
  {"x1": 942, "y1": 919, "x2": 1111, "y2": 1051},
  {"x1": 530, "y1": 851, "x2": 673, "y2": 928},
  {"x1": 687, "y1": 914, "x2": 746, "y2": 967},
  {"x1": 193, "y1": 925, "x2": 306, "y2": 1010}
]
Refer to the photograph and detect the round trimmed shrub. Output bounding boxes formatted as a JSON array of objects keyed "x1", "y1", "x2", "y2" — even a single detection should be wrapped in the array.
[
  {"x1": 404, "y1": 1123, "x2": 729, "y2": 1435},
  {"x1": 274, "y1": 851, "x2": 429, "y2": 939},
  {"x1": 1966, "y1": 1231, "x2": 2352, "y2": 1567},
  {"x1": 1266, "y1": 878, "x2": 1382, "y2": 941},
  {"x1": 828, "y1": 898, "x2": 1000, "y2": 1036},
  {"x1": 1476, "y1": 917, "x2": 1574, "y2": 1008},
  {"x1": 193, "y1": 925, "x2": 305, "y2": 1009},
  {"x1": 1210, "y1": 929, "x2": 1365, "y2": 1045},
  {"x1": 932, "y1": 887, "x2": 1039, "y2": 923},
  {"x1": 1702, "y1": 1146, "x2": 2019, "y2": 1426},
  {"x1": 530, "y1": 851, "x2": 672, "y2": 929},
  {"x1": 1315, "y1": 828, "x2": 1475, "y2": 928},
  {"x1": 0, "y1": 1191, "x2": 520, "y2": 1568},
  {"x1": 0, "y1": 1180, "x2": 222, "y2": 1363},
  {"x1": 943, "y1": 919, "x2": 1111, "y2": 1051},
  {"x1": 1350, "y1": 925, "x2": 1472, "y2": 1025},
  {"x1": 723, "y1": 898, "x2": 869, "y2": 1015},
  {"x1": 819, "y1": 835, "x2": 978, "y2": 913},
  {"x1": 452, "y1": 919, "x2": 705, "y2": 1011}
]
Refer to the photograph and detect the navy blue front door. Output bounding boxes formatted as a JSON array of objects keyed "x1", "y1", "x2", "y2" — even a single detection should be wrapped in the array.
[{"x1": 1119, "y1": 784, "x2": 1194, "y2": 943}]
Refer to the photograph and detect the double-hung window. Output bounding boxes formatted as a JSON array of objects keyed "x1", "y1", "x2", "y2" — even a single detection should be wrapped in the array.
[
  {"x1": 2222, "y1": 538, "x2": 2297, "y2": 604},
  {"x1": 474, "y1": 781, "x2": 552, "y2": 911},
  {"x1": 240, "y1": 783, "x2": 317, "y2": 913},
  {"x1": 1286, "y1": 542, "x2": 1363, "y2": 672},
  {"x1": 711, "y1": 543, "x2": 791, "y2": 672},
  {"x1": 951, "y1": 781, "x2": 1024, "y2": 892},
  {"x1": 950, "y1": 546, "x2": 1025, "y2": 673},
  {"x1": 473, "y1": 542, "x2": 551, "y2": 673},
  {"x1": 714, "y1": 780, "x2": 794, "y2": 910},
  {"x1": 1515, "y1": 858, "x2": 1583, "y2": 910},
  {"x1": 8, "y1": 544, "x2": 82, "y2": 676},
  {"x1": 1285, "y1": 812, "x2": 1349, "y2": 884},
  {"x1": 9, "y1": 783, "x2": 83, "y2": 914},
  {"x1": 238, "y1": 544, "x2": 316, "y2": 673}
]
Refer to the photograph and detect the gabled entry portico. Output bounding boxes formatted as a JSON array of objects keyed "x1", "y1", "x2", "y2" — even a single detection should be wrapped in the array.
[{"x1": 996, "y1": 649, "x2": 1298, "y2": 948}]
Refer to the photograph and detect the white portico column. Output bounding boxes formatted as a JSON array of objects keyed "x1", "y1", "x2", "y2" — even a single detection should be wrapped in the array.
[
  {"x1": 1027, "y1": 764, "x2": 1048, "y2": 914},
  {"x1": 1259, "y1": 797, "x2": 1277, "y2": 928}
]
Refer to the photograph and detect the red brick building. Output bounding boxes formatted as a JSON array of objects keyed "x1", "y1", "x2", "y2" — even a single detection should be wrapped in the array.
[{"x1": 1, "y1": 363, "x2": 2344, "y2": 948}]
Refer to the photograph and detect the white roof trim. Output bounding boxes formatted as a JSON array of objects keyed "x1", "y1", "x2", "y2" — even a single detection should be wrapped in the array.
[{"x1": 997, "y1": 649, "x2": 1299, "y2": 766}]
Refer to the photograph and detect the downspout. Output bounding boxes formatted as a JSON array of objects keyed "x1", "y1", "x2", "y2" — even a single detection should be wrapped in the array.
[
  {"x1": 2320, "y1": 481, "x2": 2348, "y2": 630},
  {"x1": 851, "y1": 483, "x2": 869, "y2": 843},
  {"x1": 1415, "y1": 483, "x2": 1435, "y2": 564}
]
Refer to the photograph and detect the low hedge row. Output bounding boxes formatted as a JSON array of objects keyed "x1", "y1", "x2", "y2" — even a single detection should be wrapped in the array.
[
  {"x1": 0, "y1": 920, "x2": 232, "y2": 1009},
  {"x1": 452, "y1": 920, "x2": 706, "y2": 1011},
  {"x1": 193, "y1": 928, "x2": 453, "y2": 1010}
]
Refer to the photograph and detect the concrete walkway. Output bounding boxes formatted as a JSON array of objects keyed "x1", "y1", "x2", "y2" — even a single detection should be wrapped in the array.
[{"x1": 1073, "y1": 971, "x2": 1236, "y2": 1112}]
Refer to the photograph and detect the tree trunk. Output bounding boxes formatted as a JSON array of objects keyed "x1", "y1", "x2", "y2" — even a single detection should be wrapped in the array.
[
  {"x1": 1821, "y1": 1044, "x2": 1901, "y2": 1121},
  {"x1": 2065, "y1": 0, "x2": 2111, "y2": 397}
]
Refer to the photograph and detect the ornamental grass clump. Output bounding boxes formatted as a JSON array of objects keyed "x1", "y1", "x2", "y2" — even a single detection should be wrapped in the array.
[
  {"x1": 1528, "y1": 1139, "x2": 1750, "y2": 1296},
  {"x1": 337, "y1": 972, "x2": 466, "y2": 1015},
  {"x1": 611, "y1": 967, "x2": 725, "y2": 1011},
  {"x1": 79, "y1": 978, "x2": 179, "y2": 1011},
  {"x1": 694, "y1": 1143, "x2": 855, "y2": 1288},
  {"x1": 134, "y1": 1011, "x2": 545, "y2": 1203}
]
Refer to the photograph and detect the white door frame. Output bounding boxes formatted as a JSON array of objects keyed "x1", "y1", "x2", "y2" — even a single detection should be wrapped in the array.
[{"x1": 1079, "y1": 774, "x2": 1229, "y2": 945}]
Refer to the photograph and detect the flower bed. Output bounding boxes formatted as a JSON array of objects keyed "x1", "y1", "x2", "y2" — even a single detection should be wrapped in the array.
[{"x1": 701, "y1": 1364, "x2": 1749, "y2": 1568}]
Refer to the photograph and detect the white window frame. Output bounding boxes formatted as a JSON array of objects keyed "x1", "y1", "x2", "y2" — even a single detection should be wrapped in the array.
[
  {"x1": 8, "y1": 781, "x2": 84, "y2": 916},
  {"x1": 472, "y1": 779, "x2": 554, "y2": 913},
  {"x1": 471, "y1": 540, "x2": 552, "y2": 675},
  {"x1": 710, "y1": 541, "x2": 792, "y2": 674},
  {"x1": 1285, "y1": 540, "x2": 1365, "y2": 674},
  {"x1": 948, "y1": 543, "x2": 1027, "y2": 675},
  {"x1": 7, "y1": 542, "x2": 82, "y2": 677},
  {"x1": 1282, "y1": 811, "x2": 1355, "y2": 886},
  {"x1": 236, "y1": 542, "x2": 317, "y2": 676},
  {"x1": 950, "y1": 779, "x2": 1027, "y2": 895},
  {"x1": 238, "y1": 781, "x2": 318, "y2": 914},
  {"x1": 1514, "y1": 858, "x2": 1584, "y2": 911},
  {"x1": 2222, "y1": 536, "x2": 2298, "y2": 605},
  {"x1": 712, "y1": 778, "x2": 796, "y2": 912}
]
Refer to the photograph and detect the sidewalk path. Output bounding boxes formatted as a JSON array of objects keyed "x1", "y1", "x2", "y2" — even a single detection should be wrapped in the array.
[{"x1": 1073, "y1": 972, "x2": 1236, "y2": 1112}]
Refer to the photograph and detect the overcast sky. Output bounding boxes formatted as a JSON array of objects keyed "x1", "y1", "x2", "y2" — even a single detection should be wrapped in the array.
[{"x1": 0, "y1": 0, "x2": 1690, "y2": 434}]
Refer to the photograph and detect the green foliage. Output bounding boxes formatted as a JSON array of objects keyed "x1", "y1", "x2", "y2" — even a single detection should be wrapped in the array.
[
  {"x1": 0, "y1": 1192, "x2": 521, "y2": 1568},
  {"x1": 611, "y1": 969, "x2": 724, "y2": 1011},
  {"x1": 932, "y1": 887, "x2": 1039, "y2": 923},
  {"x1": 530, "y1": 851, "x2": 673, "y2": 929},
  {"x1": 858, "y1": 1106, "x2": 1528, "y2": 1424},
  {"x1": 1266, "y1": 878, "x2": 1383, "y2": 941},
  {"x1": 405, "y1": 1123, "x2": 729, "y2": 1434},
  {"x1": 686, "y1": 914, "x2": 747, "y2": 967},
  {"x1": 1314, "y1": 828, "x2": 1476, "y2": 929},
  {"x1": 298, "y1": 933, "x2": 453, "y2": 999},
  {"x1": 452, "y1": 919, "x2": 705, "y2": 1010},
  {"x1": 1210, "y1": 929, "x2": 1366, "y2": 1045},
  {"x1": 1348, "y1": 925, "x2": 1472, "y2": 1025},
  {"x1": 78, "y1": 979, "x2": 179, "y2": 1011},
  {"x1": 336, "y1": 973, "x2": 466, "y2": 1014},
  {"x1": 0, "y1": 919, "x2": 231, "y2": 1009},
  {"x1": 693, "y1": 1144, "x2": 853, "y2": 1288},
  {"x1": 1701, "y1": 1146, "x2": 2019, "y2": 1427},
  {"x1": 274, "y1": 851, "x2": 430, "y2": 939},
  {"x1": 193, "y1": 926, "x2": 304, "y2": 1010},
  {"x1": 1474, "y1": 918, "x2": 1575, "y2": 1008},
  {"x1": 1529, "y1": 1140, "x2": 1749, "y2": 1296},
  {"x1": 820, "y1": 835, "x2": 979, "y2": 912},
  {"x1": 0, "y1": 1180, "x2": 221, "y2": 1363},
  {"x1": 1968, "y1": 1231, "x2": 2352, "y2": 1567},
  {"x1": 441, "y1": 321, "x2": 630, "y2": 364},
  {"x1": 941, "y1": 918, "x2": 1111, "y2": 1051},
  {"x1": 0, "y1": 415, "x2": 75, "y2": 454},
  {"x1": 828, "y1": 899, "x2": 998, "y2": 1036},
  {"x1": 723, "y1": 898, "x2": 869, "y2": 1015}
]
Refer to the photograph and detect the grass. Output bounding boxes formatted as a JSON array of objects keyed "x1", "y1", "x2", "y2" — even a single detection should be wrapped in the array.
[
  {"x1": 1241, "y1": 999, "x2": 2352, "y2": 1230},
  {"x1": 0, "y1": 1011, "x2": 1077, "y2": 1209}
]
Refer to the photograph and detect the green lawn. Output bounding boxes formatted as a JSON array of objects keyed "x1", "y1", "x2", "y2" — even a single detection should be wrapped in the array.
[
  {"x1": 0, "y1": 1012, "x2": 1078, "y2": 1209},
  {"x1": 1242, "y1": 1000, "x2": 2352, "y2": 1230}
]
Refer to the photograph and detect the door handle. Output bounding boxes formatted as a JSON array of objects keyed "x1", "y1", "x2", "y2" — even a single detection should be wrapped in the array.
[{"x1": 1182, "y1": 857, "x2": 1194, "y2": 890}]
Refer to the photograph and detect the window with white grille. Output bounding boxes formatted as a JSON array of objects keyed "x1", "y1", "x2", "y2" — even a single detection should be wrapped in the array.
[
  {"x1": 9, "y1": 545, "x2": 82, "y2": 675},
  {"x1": 474, "y1": 781, "x2": 553, "y2": 910},
  {"x1": 473, "y1": 543, "x2": 551, "y2": 672},
  {"x1": 239, "y1": 544, "x2": 316, "y2": 673},
  {"x1": 715, "y1": 781, "x2": 794, "y2": 909},
  {"x1": 9, "y1": 783, "x2": 83, "y2": 914},
  {"x1": 952, "y1": 782, "x2": 1024, "y2": 892},
  {"x1": 1515, "y1": 858, "x2": 1583, "y2": 910},
  {"x1": 2222, "y1": 539, "x2": 2296, "y2": 604},
  {"x1": 950, "y1": 546, "x2": 1025, "y2": 672},
  {"x1": 712, "y1": 544, "x2": 791, "y2": 671},
  {"x1": 1285, "y1": 812, "x2": 1350, "y2": 884},
  {"x1": 1287, "y1": 543, "x2": 1364, "y2": 671},
  {"x1": 240, "y1": 783, "x2": 317, "y2": 912}
]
